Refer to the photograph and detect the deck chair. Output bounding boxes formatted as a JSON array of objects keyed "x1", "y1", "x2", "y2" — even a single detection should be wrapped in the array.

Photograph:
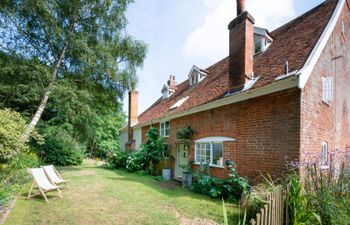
[
  {"x1": 42, "y1": 165, "x2": 69, "y2": 189},
  {"x1": 27, "y1": 168, "x2": 63, "y2": 203}
]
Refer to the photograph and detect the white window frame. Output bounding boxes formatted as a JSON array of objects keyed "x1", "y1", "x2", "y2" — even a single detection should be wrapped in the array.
[
  {"x1": 195, "y1": 142, "x2": 224, "y2": 168},
  {"x1": 160, "y1": 121, "x2": 170, "y2": 137},
  {"x1": 188, "y1": 66, "x2": 207, "y2": 86},
  {"x1": 322, "y1": 77, "x2": 334, "y2": 104},
  {"x1": 194, "y1": 137, "x2": 234, "y2": 168},
  {"x1": 321, "y1": 141, "x2": 329, "y2": 169}
]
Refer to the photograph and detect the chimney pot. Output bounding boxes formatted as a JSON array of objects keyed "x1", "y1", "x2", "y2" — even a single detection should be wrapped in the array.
[
  {"x1": 237, "y1": 0, "x2": 246, "y2": 16},
  {"x1": 167, "y1": 75, "x2": 177, "y2": 88}
]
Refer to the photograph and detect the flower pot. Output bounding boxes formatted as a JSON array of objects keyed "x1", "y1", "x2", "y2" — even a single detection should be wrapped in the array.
[
  {"x1": 182, "y1": 172, "x2": 193, "y2": 188},
  {"x1": 162, "y1": 168, "x2": 171, "y2": 181}
]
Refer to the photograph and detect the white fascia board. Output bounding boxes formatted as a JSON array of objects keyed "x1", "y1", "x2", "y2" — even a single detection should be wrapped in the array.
[
  {"x1": 195, "y1": 137, "x2": 236, "y2": 143},
  {"x1": 133, "y1": 76, "x2": 298, "y2": 129},
  {"x1": 298, "y1": 0, "x2": 345, "y2": 89}
]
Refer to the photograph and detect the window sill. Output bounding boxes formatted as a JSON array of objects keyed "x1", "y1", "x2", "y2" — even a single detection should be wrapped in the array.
[
  {"x1": 194, "y1": 162, "x2": 224, "y2": 169},
  {"x1": 322, "y1": 100, "x2": 331, "y2": 106},
  {"x1": 320, "y1": 165, "x2": 329, "y2": 170}
]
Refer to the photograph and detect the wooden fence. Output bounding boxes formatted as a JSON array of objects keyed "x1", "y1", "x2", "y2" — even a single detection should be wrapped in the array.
[{"x1": 250, "y1": 185, "x2": 288, "y2": 225}]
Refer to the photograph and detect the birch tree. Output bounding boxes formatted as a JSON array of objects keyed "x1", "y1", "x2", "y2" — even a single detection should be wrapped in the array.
[{"x1": 0, "y1": 0, "x2": 146, "y2": 143}]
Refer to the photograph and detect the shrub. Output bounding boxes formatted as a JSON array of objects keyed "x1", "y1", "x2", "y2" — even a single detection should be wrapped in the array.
[
  {"x1": 107, "y1": 150, "x2": 129, "y2": 169},
  {"x1": 176, "y1": 126, "x2": 195, "y2": 140},
  {"x1": 0, "y1": 109, "x2": 42, "y2": 162},
  {"x1": 140, "y1": 127, "x2": 166, "y2": 173},
  {"x1": 126, "y1": 150, "x2": 144, "y2": 172},
  {"x1": 283, "y1": 157, "x2": 350, "y2": 225},
  {"x1": 40, "y1": 127, "x2": 84, "y2": 166},
  {"x1": 303, "y1": 163, "x2": 350, "y2": 224},
  {"x1": 0, "y1": 152, "x2": 41, "y2": 205},
  {"x1": 191, "y1": 160, "x2": 250, "y2": 202}
]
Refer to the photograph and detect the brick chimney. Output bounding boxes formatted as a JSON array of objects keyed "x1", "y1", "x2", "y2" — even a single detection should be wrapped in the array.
[
  {"x1": 228, "y1": 0, "x2": 255, "y2": 88},
  {"x1": 127, "y1": 90, "x2": 138, "y2": 143},
  {"x1": 167, "y1": 75, "x2": 177, "y2": 90}
]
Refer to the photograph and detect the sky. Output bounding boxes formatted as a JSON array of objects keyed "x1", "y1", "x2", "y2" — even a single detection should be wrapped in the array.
[{"x1": 123, "y1": 0, "x2": 325, "y2": 115}]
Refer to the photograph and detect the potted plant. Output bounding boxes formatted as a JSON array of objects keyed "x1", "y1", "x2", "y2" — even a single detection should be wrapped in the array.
[
  {"x1": 162, "y1": 144, "x2": 171, "y2": 181},
  {"x1": 181, "y1": 160, "x2": 194, "y2": 188},
  {"x1": 176, "y1": 126, "x2": 195, "y2": 142}
]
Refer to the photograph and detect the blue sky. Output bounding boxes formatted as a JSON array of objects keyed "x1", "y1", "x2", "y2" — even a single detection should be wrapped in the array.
[{"x1": 123, "y1": 0, "x2": 324, "y2": 115}]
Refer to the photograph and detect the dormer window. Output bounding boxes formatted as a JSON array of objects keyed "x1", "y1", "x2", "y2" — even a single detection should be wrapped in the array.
[
  {"x1": 254, "y1": 27, "x2": 273, "y2": 55},
  {"x1": 161, "y1": 75, "x2": 177, "y2": 100},
  {"x1": 188, "y1": 65, "x2": 208, "y2": 86},
  {"x1": 161, "y1": 85, "x2": 175, "y2": 100}
]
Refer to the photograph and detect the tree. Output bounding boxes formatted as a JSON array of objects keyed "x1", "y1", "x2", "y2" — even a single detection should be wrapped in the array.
[
  {"x1": 0, "y1": 52, "x2": 127, "y2": 158},
  {"x1": 0, "y1": 109, "x2": 42, "y2": 163},
  {"x1": 0, "y1": 0, "x2": 147, "y2": 142}
]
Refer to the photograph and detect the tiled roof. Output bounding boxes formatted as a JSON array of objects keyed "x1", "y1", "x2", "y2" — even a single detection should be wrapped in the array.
[{"x1": 138, "y1": 0, "x2": 339, "y2": 125}]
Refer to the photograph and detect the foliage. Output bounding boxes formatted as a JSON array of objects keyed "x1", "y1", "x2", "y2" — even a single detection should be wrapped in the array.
[
  {"x1": 0, "y1": 0, "x2": 147, "y2": 142},
  {"x1": 39, "y1": 127, "x2": 84, "y2": 166},
  {"x1": 0, "y1": 52, "x2": 51, "y2": 117},
  {"x1": 283, "y1": 158, "x2": 350, "y2": 225},
  {"x1": 125, "y1": 150, "x2": 144, "y2": 172},
  {"x1": 0, "y1": 109, "x2": 43, "y2": 162},
  {"x1": 107, "y1": 150, "x2": 130, "y2": 169},
  {"x1": 0, "y1": 52, "x2": 126, "y2": 160},
  {"x1": 303, "y1": 163, "x2": 350, "y2": 225},
  {"x1": 0, "y1": 152, "x2": 41, "y2": 206},
  {"x1": 138, "y1": 127, "x2": 166, "y2": 173},
  {"x1": 176, "y1": 126, "x2": 195, "y2": 140},
  {"x1": 180, "y1": 160, "x2": 194, "y2": 173},
  {"x1": 191, "y1": 160, "x2": 250, "y2": 202},
  {"x1": 285, "y1": 172, "x2": 318, "y2": 225},
  {"x1": 0, "y1": 0, "x2": 147, "y2": 89},
  {"x1": 224, "y1": 160, "x2": 250, "y2": 200}
]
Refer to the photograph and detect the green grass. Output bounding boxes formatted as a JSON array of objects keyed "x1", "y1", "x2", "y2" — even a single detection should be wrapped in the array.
[{"x1": 4, "y1": 160, "x2": 239, "y2": 225}]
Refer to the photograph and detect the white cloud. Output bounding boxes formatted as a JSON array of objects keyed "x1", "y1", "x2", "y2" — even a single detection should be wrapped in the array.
[{"x1": 183, "y1": 0, "x2": 296, "y2": 64}]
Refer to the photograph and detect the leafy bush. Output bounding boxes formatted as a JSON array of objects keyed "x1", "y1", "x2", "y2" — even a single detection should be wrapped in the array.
[
  {"x1": 176, "y1": 126, "x2": 195, "y2": 140},
  {"x1": 107, "y1": 150, "x2": 129, "y2": 169},
  {"x1": 0, "y1": 109, "x2": 42, "y2": 162},
  {"x1": 283, "y1": 157, "x2": 350, "y2": 225},
  {"x1": 0, "y1": 152, "x2": 41, "y2": 205},
  {"x1": 126, "y1": 150, "x2": 144, "y2": 172},
  {"x1": 140, "y1": 127, "x2": 166, "y2": 173},
  {"x1": 124, "y1": 127, "x2": 167, "y2": 174},
  {"x1": 40, "y1": 127, "x2": 84, "y2": 166},
  {"x1": 191, "y1": 160, "x2": 250, "y2": 202},
  {"x1": 303, "y1": 163, "x2": 350, "y2": 224}
]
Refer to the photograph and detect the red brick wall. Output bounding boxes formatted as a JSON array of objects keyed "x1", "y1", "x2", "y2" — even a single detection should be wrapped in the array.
[
  {"x1": 300, "y1": 4, "x2": 350, "y2": 169},
  {"x1": 142, "y1": 88, "x2": 301, "y2": 182}
]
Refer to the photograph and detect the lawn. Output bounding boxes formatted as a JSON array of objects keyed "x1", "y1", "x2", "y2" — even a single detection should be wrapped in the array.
[{"x1": 3, "y1": 160, "x2": 239, "y2": 225}]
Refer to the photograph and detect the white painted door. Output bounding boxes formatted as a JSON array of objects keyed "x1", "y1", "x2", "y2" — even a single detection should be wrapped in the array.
[{"x1": 175, "y1": 144, "x2": 188, "y2": 179}]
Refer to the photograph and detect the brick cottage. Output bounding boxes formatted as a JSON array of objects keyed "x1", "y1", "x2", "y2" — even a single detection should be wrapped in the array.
[{"x1": 120, "y1": 0, "x2": 350, "y2": 181}]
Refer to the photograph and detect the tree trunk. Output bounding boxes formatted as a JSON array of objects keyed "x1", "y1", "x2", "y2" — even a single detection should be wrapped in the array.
[{"x1": 20, "y1": 43, "x2": 68, "y2": 143}]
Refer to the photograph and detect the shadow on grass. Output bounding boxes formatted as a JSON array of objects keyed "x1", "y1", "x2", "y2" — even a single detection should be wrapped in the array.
[
  {"x1": 100, "y1": 167, "x2": 239, "y2": 221},
  {"x1": 19, "y1": 191, "x2": 62, "y2": 203}
]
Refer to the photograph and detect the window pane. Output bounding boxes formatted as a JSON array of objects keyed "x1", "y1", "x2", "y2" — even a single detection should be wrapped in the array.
[
  {"x1": 322, "y1": 142, "x2": 328, "y2": 166},
  {"x1": 212, "y1": 143, "x2": 223, "y2": 166},
  {"x1": 196, "y1": 143, "x2": 210, "y2": 164}
]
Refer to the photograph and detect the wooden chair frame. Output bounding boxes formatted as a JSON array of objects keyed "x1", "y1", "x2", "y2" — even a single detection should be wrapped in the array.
[{"x1": 27, "y1": 168, "x2": 63, "y2": 203}]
